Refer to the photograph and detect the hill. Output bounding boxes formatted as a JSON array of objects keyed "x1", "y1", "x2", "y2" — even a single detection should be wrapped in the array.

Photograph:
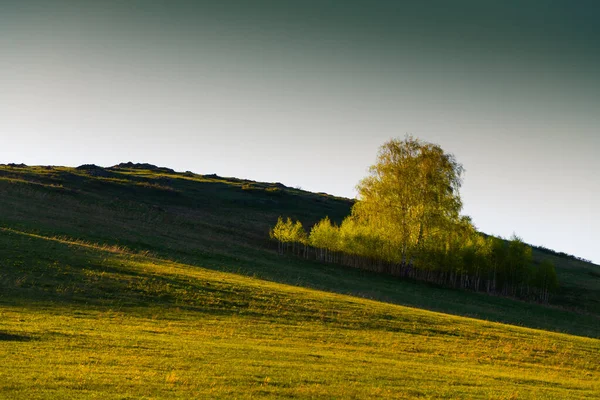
[
  {"x1": 0, "y1": 163, "x2": 599, "y2": 398},
  {"x1": 1, "y1": 163, "x2": 598, "y2": 329}
]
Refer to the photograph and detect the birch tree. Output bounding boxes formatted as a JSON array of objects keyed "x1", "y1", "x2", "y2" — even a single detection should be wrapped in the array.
[{"x1": 354, "y1": 136, "x2": 464, "y2": 263}]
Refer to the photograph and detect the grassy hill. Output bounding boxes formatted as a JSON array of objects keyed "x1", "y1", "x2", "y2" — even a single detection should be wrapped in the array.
[{"x1": 1, "y1": 163, "x2": 599, "y2": 398}]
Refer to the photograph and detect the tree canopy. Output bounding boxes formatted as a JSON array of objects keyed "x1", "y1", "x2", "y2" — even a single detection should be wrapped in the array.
[
  {"x1": 270, "y1": 136, "x2": 559, "y2": 302},
  {"x1": 353, "y1": 136, "x2": 464, "y2": 262}
]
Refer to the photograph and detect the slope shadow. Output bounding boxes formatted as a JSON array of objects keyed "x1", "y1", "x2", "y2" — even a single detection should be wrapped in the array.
[
  {"x1": 2, "y1": 225, "x2": 600, "y2": 339},
  {"x1": 0, "y1": 332, "x2": 33, "y2": 342}
]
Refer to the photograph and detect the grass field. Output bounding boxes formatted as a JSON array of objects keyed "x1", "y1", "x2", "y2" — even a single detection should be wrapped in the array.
[{"x1": 1, "y1": 164, "x2": 599, "y2": 398}]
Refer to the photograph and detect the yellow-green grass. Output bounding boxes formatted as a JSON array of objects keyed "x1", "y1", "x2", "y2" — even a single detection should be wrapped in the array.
[{"x1": 1, "y1": 229, "x2": 599, "y2": 399}]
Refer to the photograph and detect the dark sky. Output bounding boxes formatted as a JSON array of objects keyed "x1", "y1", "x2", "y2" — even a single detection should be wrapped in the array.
[{"x1": 1, "y1": 0, "x2": 599, "y2": 263}]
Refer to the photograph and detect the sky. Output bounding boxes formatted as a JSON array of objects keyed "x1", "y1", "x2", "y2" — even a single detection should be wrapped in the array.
[{"x1": 1, "y1": 0, "x2": 599, "y2": 264}]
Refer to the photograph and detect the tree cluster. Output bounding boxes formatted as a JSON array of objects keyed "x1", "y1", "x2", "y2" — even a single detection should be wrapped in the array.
[{"x1": 270, "y1": 137, "x2": 559, "y2": 302}]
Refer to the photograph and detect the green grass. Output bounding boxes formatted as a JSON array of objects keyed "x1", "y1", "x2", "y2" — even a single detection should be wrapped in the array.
[
  {"x1": 1, "y1": 228, "x2": 599, "y2": 399},
  {"x1": 1, "y1": 164, "x2": 599, "y2": 398}
]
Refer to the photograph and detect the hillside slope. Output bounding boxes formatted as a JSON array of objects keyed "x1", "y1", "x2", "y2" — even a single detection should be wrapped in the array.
[
  {"x1": 1, "y1": 225, "x2": 599, "y2": 399},
  {"x1": 0, "y1": 163, "x2": 599, "y2": 337},
  {"x1": 1, "y1": 163, "x2": 599, "y2": 398}
]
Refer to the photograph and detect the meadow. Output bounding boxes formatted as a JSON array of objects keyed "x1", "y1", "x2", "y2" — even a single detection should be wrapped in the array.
[{"x1": 1, "y1": 164, "x2": 599, "y2": 398}]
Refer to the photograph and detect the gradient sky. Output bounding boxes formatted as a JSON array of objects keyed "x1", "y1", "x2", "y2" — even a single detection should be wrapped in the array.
[{"x1": 1, "y1": 1, "x2": 599, "y2": 264}]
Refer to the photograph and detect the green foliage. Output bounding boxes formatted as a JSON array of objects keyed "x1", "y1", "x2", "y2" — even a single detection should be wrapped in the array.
[
  {"x1": 308, "y1": 217, "x2": 339, "y2": 251},
  {"x1": 269, "y1": 216, "x2": 287, "y2": 242},
  {"x1": 534, "y1": 259, "x2": 559, "y2": 302},
  {"x1": 353, "y1": 136, "x2": 464, "y2": 262},
  {"x1": 270, "y1": 217, "x2": 306, "y2": 244},
  {"x1": 270, "y1": 138, "x2": 561, "y2": 302},
  {"x1": 270, "y1": 217, "x2": 307, "y2": 255}
]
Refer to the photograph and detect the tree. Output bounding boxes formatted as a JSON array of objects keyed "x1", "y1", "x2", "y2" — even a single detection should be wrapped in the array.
[
  {"x1": 534, "y1": 259, "x2": 558, "y2": 302},
  {"x1": 505, "y1": 235, "x2": 533, "y2": 296},
  {"x1": 269, "y1": 136, "x2": 557, "y2": 303},
  {"x1": 353, "y1": 136, "x2": 464, "y2": 263},
  {"x1": 270, "y1": 217, "x2": 306, "y2": 254},
  {"x1": 309, "y1": 216, "x2": 340, "y2": 261},
  {"x1": 269, "y1": 216, "x2": 287, "y2": 254}
]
